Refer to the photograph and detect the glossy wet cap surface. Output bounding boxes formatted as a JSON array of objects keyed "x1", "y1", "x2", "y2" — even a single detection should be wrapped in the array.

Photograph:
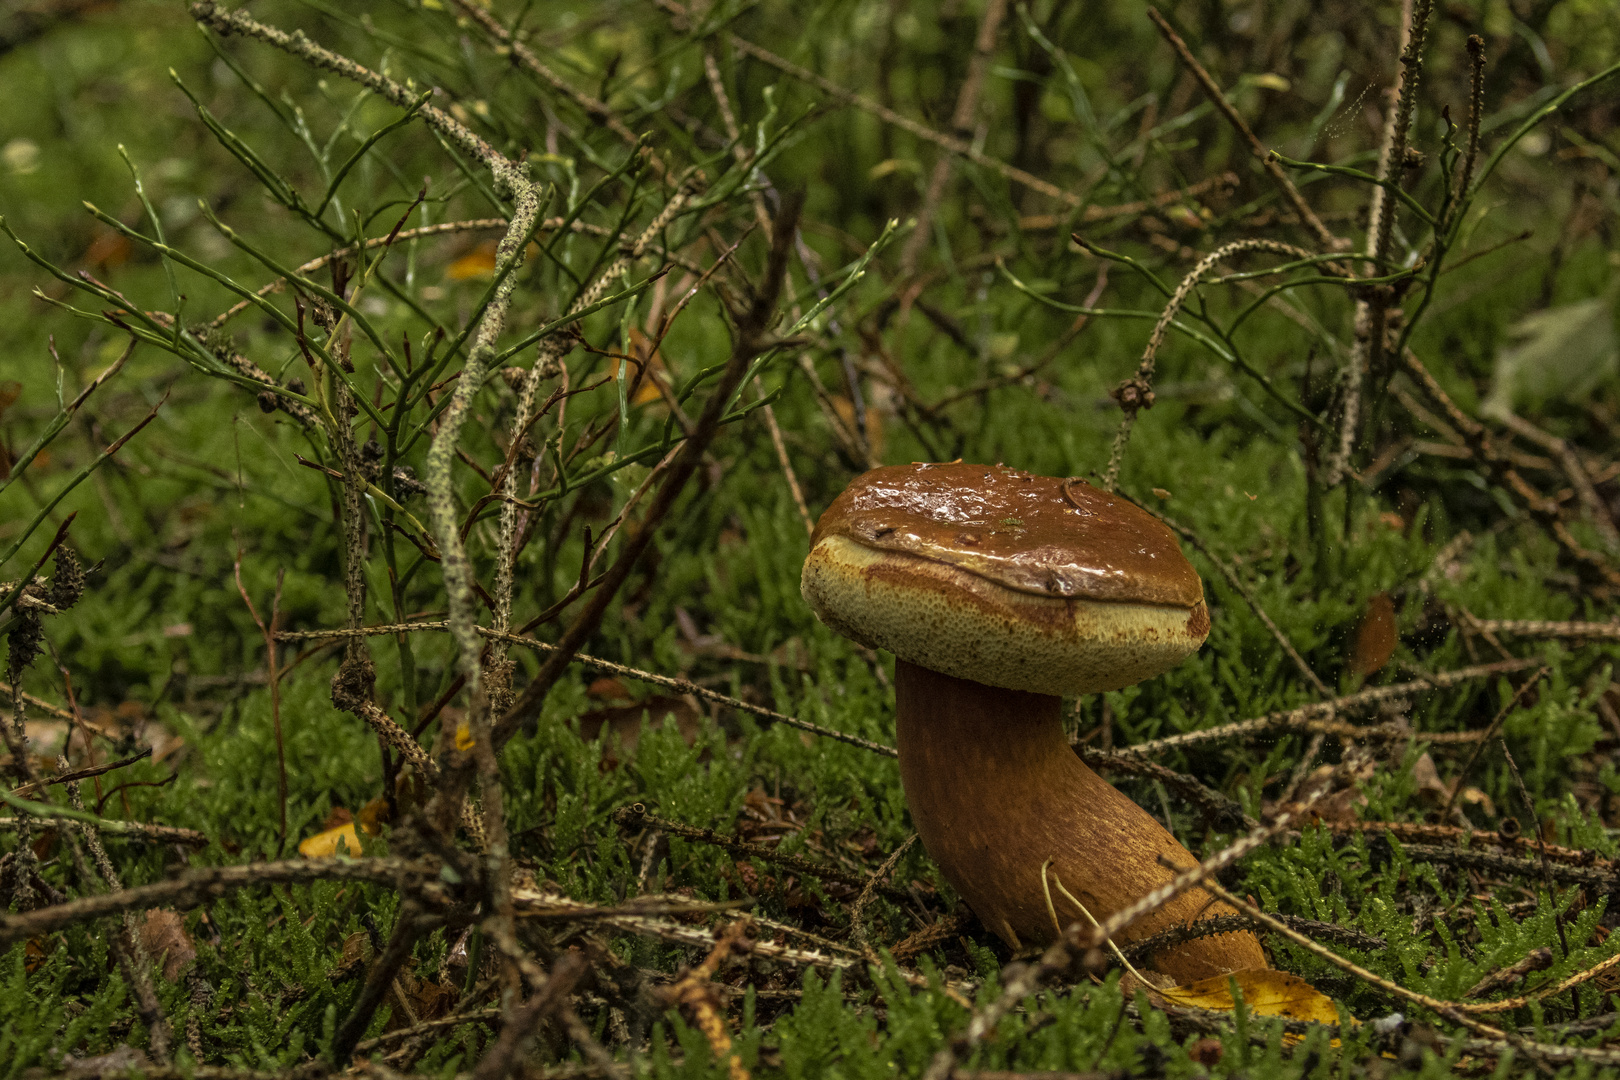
[{"x1": 810, "y1": 462, "x2": 1203, "y2": 607}]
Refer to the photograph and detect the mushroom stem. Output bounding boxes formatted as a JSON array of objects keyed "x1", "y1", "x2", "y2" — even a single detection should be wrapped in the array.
[{"x1": 894, "y1": 660, "x2": 1266, "y2": 984}]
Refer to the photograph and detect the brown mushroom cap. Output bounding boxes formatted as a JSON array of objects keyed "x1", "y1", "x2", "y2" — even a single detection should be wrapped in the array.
[{"x1": 801, "y1": 462, "x2": 1209, "y2": 696}]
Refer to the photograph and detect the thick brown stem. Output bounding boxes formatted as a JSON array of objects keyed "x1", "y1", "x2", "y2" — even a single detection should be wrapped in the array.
[{"x1": 894, "y1": 660, "x2": 1264, "y2": 984}]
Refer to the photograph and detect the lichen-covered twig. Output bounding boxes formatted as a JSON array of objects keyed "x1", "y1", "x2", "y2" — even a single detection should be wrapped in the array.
[
  {"x1": 491, "y1": 196, "x2": 807, "y2": 748},
  {"x1": 278, "y1": 621, "x2": 898, "y2": 757},
  {"x1": 0, "y1": 858, "x2": 416, "y2": 948},
  {"x1": 1125, "y1": 657, "x2": 1534, "y2": 757},
  {"x1": 490, "y1": 185, "x2": 694, "y2": 665},
  {"x1": 1102, "y1": 239, "x2": 1324, "y2": 491},
  {"x1": 657, "y1": 918, "x2": 754, "y2": 1080},
  {"x1": 1469, "y1": 618, "x2": 1620, "y2": 641},
  {"x1": 0, "y1": 792, "x2": 207, "y2": 847}
]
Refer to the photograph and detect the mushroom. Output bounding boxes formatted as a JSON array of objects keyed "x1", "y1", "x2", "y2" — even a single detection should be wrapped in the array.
[{"x1": 801, "y1": 462, "x2": 1265, "y2": 983}]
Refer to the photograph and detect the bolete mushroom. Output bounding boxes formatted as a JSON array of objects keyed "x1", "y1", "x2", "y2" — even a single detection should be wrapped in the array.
[{"x1": 801, "y1": 462, "x2": 1265, "y2": 984}]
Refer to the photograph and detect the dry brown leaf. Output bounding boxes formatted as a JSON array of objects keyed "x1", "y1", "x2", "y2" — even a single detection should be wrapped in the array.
[
  {"x1": 1410, "y1": 753, "x2": 1450, "y2": 802},
  {"x1": 587, "y1": 676, "x2": 634, "y2": 702},
  {"x1": 1351, "y1": 592, "x2": 1397, "y2": 676},
  {"x1": 24, "y1": 938, "x2": 48, "y2": 974},
  {"x1": 576, "y1": 694, "x2": 702, "y2": 767},
  {"x1": 139, "y1": 908, "x2": 196, "y2": 981},
  {"x1": 82, "y1": 229, "x2": 131, "y2": 269},
  {"x1": 357, "y1": 795, "x2": 391, "y2": 836},
  {"x1": 1411, "y1": 752, "x2": 1495, "y2": 815}
]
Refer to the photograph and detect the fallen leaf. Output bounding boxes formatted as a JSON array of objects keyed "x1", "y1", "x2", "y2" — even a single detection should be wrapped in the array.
[
  {"x1": 321, "y1": 806, "x2": 355, "y2": 831},
  {"x1": 24, "y1": 938, "x2": 48, "y2": 974},
  {"x1": 1410, "y1": 753, "x2": 1495, "y2": 815},
  {"x1": 329, "y1": 930, "x2": 372, "y2": 980},
  {"x1": 1410, "y1": 752, "x2": 1449, "y2": 802},
  {"x1": 1187, "y1": 1036, "x2": 1223, "y2": 1066},
  {"x1": 576, "y1": 694, "x2": 702, "y2": 767},
  {"x1": 357, "y1": 795, "x2": 391, "y2": 836},
  {"x1": 1162, "y1": 968, "x2": 1340, "y2": 1026},
  {"x1": 587, "y1": 677, "x2": 633, "y2": 702},
  {"x1": 1351, "y1": 592, "x2": 1397, "y2": 676},
  {"x1": 82, "y1": 229, "x2": 131, "y2": 270},
  {"x1": 139, "y1": 908, "x2": 196, "y2": 981},
  {"x1": 298, "y1": 821, "x2": 367, "y2": 858}
]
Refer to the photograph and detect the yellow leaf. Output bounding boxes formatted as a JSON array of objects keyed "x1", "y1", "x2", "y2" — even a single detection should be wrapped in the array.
[
  {"x1": 1162, "y1": 968, "x2": 1340, "y2": 1026},
  {"x1": 455, "y1": 720, "x2": 475, "y2": 751},
  {"x1": 447, "y1": 243, "x2": 497, "y2": 281},
  {"x1": 298, "y1": 822, "x2": 366, "y2": 858}
]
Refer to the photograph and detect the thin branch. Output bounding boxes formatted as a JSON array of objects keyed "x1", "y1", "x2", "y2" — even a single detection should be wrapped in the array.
[
  {"x1": 491, "y1": 195, "x2": 807, "y2": 748},
  {"x1": 725, "y1": 33, "x2": 1087, "y2": 208},
  {"x1": 1469, "y1": 619, "x2": 1620, "y2": 640},
  {"x1": 1144, "y1": 8, "x2": 1340, "y2": 251},
  {"x1": 191, "y1": 2, "x2": 512, "y2": 173},
  {"x1": 1494, "y1": 410, "x2": 1620, "y2": 553},
  {"x1": 0, "y1": 858, "x2": 414, "y2": 948},
  {"x1": 1441, "y1": 666, "x2": 1548, "y2": 815},
  {"x1": 897, "y1": 0, "x2": 1009, "y2": 275},
  {"x1": 610, "y1": 803, "x2": 911, "y2": 900},
  {"x1": 1122, "y1": 658, "x2": 1534, "y2": 757},
  {"x1": 277, "y1": 621, "x2": 898, "y2": 758},
  {"x1": 1101, "y1": 239, "x2": 1320, "y2": 491}
]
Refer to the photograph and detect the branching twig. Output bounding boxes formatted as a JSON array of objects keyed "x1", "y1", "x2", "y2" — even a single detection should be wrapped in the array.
[
  {"x1": 611, "y1": 803, "x2": 911, "y2": 901},
  {"x1": 897, "y1": 0, "x2": 1009, "y2": 275},
  {"x1": 278, "y1": 621, "x2": 897, "y2": 757},
  {"x1": 1125, "y1": 658, "x2": 1534, "y2": 757},
  {"x1": 492, "y1": 196, "x2": 806, "y2": 748},
  {"x1": 1144, "y1": 8, "x2": 1339, "y2": 250},
  {"x1": 725, "y1": 33, "x2": 1086, "y2": 208},
  {"x1": 1102, "y1": 239, "x2": 1316, "y2": 491}
]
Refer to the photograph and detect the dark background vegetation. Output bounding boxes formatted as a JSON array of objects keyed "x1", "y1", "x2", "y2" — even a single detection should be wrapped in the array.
[{"x1": 1, "y1": 0, "x2": 1619, "y2": 1075}]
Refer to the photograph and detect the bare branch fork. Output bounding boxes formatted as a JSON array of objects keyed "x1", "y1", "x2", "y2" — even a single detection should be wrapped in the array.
[
  {"x1": 1101, "y1": 239, "x2": 1318, "y2": 491},
  {"x1": 488, "y1": 184, "x2": 697, "y2": 693},
  {"x1": 491, "y1": 193, "x2": 808, "y2": 748}
]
